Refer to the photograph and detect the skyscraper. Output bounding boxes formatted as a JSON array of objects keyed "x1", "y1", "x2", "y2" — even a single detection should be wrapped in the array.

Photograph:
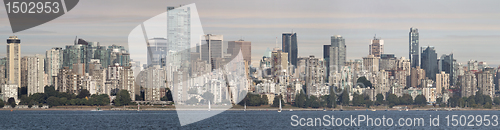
[
  {"x1": 323, "y1": 45, "x2": 331, "y2": 79},
  {"x1": 46, "y1": 47, "x2": 63, "y2": 86},
  {"x1": 227, "y1": 39, "x2": 251, "y2": 63},
  {"x1": 200, "y1": 34, "x2": 223, "y2": 69},
  {"x1": 147, "y1": 38, "x2": 168, "y2": 67},
  {"x1": 282, "y1": 32, "x2": 298, "y2": 68},
  {"x1": 167, "y1": 6, "x2": 191, "y2": 68},
  {"x1": 421, "y1": 46, "x2": 438, "y2": 81},
  {"x1": 369, "y1": 36, "x2": 384, "y2": 57},
  {"x1": 439, "y1": 53, "x2": 455, "y2": 85},
  {"x1": 7, "y1": 36, "x2": 21, "y2": 88},
  {"x1": 409, "y1": 28, "x2": 419, "y2": 68},
  {"x1": 329, "y1": 35, "x2": 346, "y2": 73},
  {"x1": 27, "y1": 54, "x2": 45, "y2": 95}
]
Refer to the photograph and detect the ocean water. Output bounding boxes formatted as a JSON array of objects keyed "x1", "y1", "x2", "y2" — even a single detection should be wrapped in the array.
[{"x1": 0, "y1": 110, "x2": 499, "y2": 129}]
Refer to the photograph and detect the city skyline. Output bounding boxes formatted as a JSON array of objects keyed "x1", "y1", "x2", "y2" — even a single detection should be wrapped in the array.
[{"x1": 0, "y1": 0, "x2": 498, "y2": 67}]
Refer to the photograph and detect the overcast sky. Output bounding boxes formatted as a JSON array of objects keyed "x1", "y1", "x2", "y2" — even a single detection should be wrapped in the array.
[{"x1": 0, "y1": 0, "x2": 499, "y2": 67}]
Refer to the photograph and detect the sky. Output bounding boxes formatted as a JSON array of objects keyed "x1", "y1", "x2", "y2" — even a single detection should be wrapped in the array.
[{"x1": 0, "y1": 0, "x2": 499, "y2": 67}]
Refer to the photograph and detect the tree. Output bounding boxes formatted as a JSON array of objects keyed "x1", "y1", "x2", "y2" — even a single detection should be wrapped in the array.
[
  {"x1": 339, "y1": 89, "x2": 349, "y2": 106},
  {"x1": 414, "y1": 95, "x2": 427, "y2": 107},
  {"x1": 0, "y1": 99, "x2": 4, "y2": 108},
  {"x1": 484, "y1": 102, "x2": 493, "y2": 109},
  {"x1": 249, "y1": 94, "x2": 262, "y2": 106},
  {"x1": 114, "y1": 90, "x2": 132, "y2": 106},
  {"x1": 327, "y1": 87, "x2": 337, "y2": 108},
  {"x1": 59, "y1": 97, "x2": 68, "y2": 106},
  {"x1": 356, "y1": 76, "x2": 373, "y2": 88},
  {"x1": 201, "y1": 92, "x2": 214, "y2": 103},
  {"x1": 46, "y1": 96, "x2": 60, "y2": 107},
  {"x1": 77, "y1": 89, "x2": 91, "y2": 99},
  {"x1": 375, "y1": 94, "x2": 384, "y2": 106},
  {"x1": 386, "y1": 94, "x2": 399, "y2": 107},
  {"x1": 294, "y1": 90, "x2": 306, "y2": 108},
  {"x1": 309, "y1": 95, "x2": 320, "y2": 108},
  {"x1": 160, "y1": 96, "x2": 169, "y2": 101},
  {"x1": 8, "y1": 98, "x2": 16, "y2": 108},
  {"x1": 474, "y1": 93, "x2": 484, "y2": 105},
  {"x1": 352, "y1": 93, "x2": 364, "y2": 106},
  {"x1": 261, "y1": 95, "x2": 269, "y2": 105},
  {"x1": 494, "y1": 97, "x2": 500, "y2": 105},
  {"x1": 44, "y1": 86, "x2": 58, "y2": 97},
  {"x1": 364, "y1": 95, "x2": 373, "y2": 108},
  {"x1": 186, "y1": 97, "x2": 198, "y2": 104},
  {"x1": 400, "y1": 94, "x2": 413, "y2": 105},
  {"x1": 271, "y1": 95, "x2": 285, "y2": 108},
  {"x1": 18, "y1": 87, "x2": 27, "y2": 98},
  {"x1": 483, "y1": 95, "x2": 492, "y2": 106}
]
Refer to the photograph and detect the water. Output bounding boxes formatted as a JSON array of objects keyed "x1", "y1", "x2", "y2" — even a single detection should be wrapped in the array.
[{"x1": 0, "y1": 110, "x2": 499, "y2": 129}]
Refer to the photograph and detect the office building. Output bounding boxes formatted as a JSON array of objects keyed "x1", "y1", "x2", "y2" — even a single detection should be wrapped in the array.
[
  {"x1": 167, "y1": 6, "x2": 191, "y2": 67},
  {"x1": 369, "y1": 36, "x2": 384, "y2": 57},
  {"x1": 282, "y1": 32, "x2": 298, "y2": 67},
  {"x1": 421, "y1": 46, "x2": 438, "y2": 80},
  {"x1": 227, "y1": 39, "x2": 251, "y2": 63},
  {"x1": 439, "y1": 53, "x2": 454, "y2": 85},
  {"x1": 7, "y1": 36, "x2": 21, "y2": 88},
  {"x1": 329, "y1": 35, "x2": 346, "y2": 73},
  {"x1": 147, "y1": 38, "x2": 168, "y2": 67},
  {"x1": 409, "y1": 28, "x2": 419, "y2": 68}
]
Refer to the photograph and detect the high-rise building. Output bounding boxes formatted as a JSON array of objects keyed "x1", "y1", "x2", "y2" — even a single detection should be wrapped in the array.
[
  {"x1": 167, "y1": 6, "x2": 191, "y2": 68},
  {"x1": 467, "y1": 60, "x2": 478, "y2": 71},
  {"x1": 435, "y1": 71, "x2": 449, "y2": 94},
  {"x1": 297, "y1": 56, "x2": 326, "y2": 96},
  {"x1": 409, "y1": 28, "x2": 419, "y2": 68},
  {"x1": 461, "y1": 71, "x2": 477, "y2": 98},
  {"x1": 282, "y1": 32, "x2": 298, "y2": 68},
  {"x1": 46, "y1": 47, "x2": 63, "y2": 86},
  {"x1": 380, "y1": 54, "x2": 397, "y2": 71},
  {"x1": 7, "y1": 36, "x2": 21, "y2": 88},
  {"x1": 363, "y1": 55, "x2": 380, "y2": 72},
  {"x1": 410, "y1": 66, "x2": 425, "y2": 88},
  {"x1": 421, "y1": 46, "x2": 438, "y2": 80},
  {"x1": 227, "y1": 39, "x2": 251, "y2": 63},
  {"x1": 147, "y1": 38, "x2": 168, "y2": 67},
  {"x1": 271, "y1": 48, "x2": 288, "y2": 80},
  {"x1": 200, "y1": 34, "x2": 223, "y2": 69},
  {"x1": 477, "y1": 71, "x2": 494, "y2": 99},
  {"x1": 439, "y1": 53, "x2": 455, "y2": 85},
  {"x1": 323, "y1": 45, "x2": 331, "y2": 79},
  {"x1": 27, "y1": 54, "x2": 45, "y2": 95},
  {"x1": 329, "y1": 35, "x2": 346, "y2": 73},
  {"x1": 369, "y1": 36, "x2": 384, "y2": 57}
]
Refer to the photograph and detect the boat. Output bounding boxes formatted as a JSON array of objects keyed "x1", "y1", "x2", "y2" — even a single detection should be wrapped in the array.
[
  {"x1": 289, "y1": 109, "x2": 293, "y2": 112},
  {"x1": 323, "y1": 108, "x2": 326, "y2": 111},
  {"x1": 208, "y1": 100, "x2": 211, "y2": 111},
  {"x1": 371, "y1": 109, "x2": 376, "y2": 111},
  {"x1": 278, "y1": 98, "x2": 282, "y2": 113}
]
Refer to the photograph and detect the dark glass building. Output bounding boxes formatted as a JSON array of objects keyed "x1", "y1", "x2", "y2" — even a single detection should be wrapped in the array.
[{"x1": 282, "y1": 32, "x2": 298, "y2": 68}]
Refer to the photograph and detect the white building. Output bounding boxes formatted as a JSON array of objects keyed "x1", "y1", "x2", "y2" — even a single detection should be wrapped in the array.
[
  {"x1": 2, "y1": 83, "x2": 18, "y2": 102},
  {"x1": 27, "y1": 54, "x2": 45, "y2": 95}
]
